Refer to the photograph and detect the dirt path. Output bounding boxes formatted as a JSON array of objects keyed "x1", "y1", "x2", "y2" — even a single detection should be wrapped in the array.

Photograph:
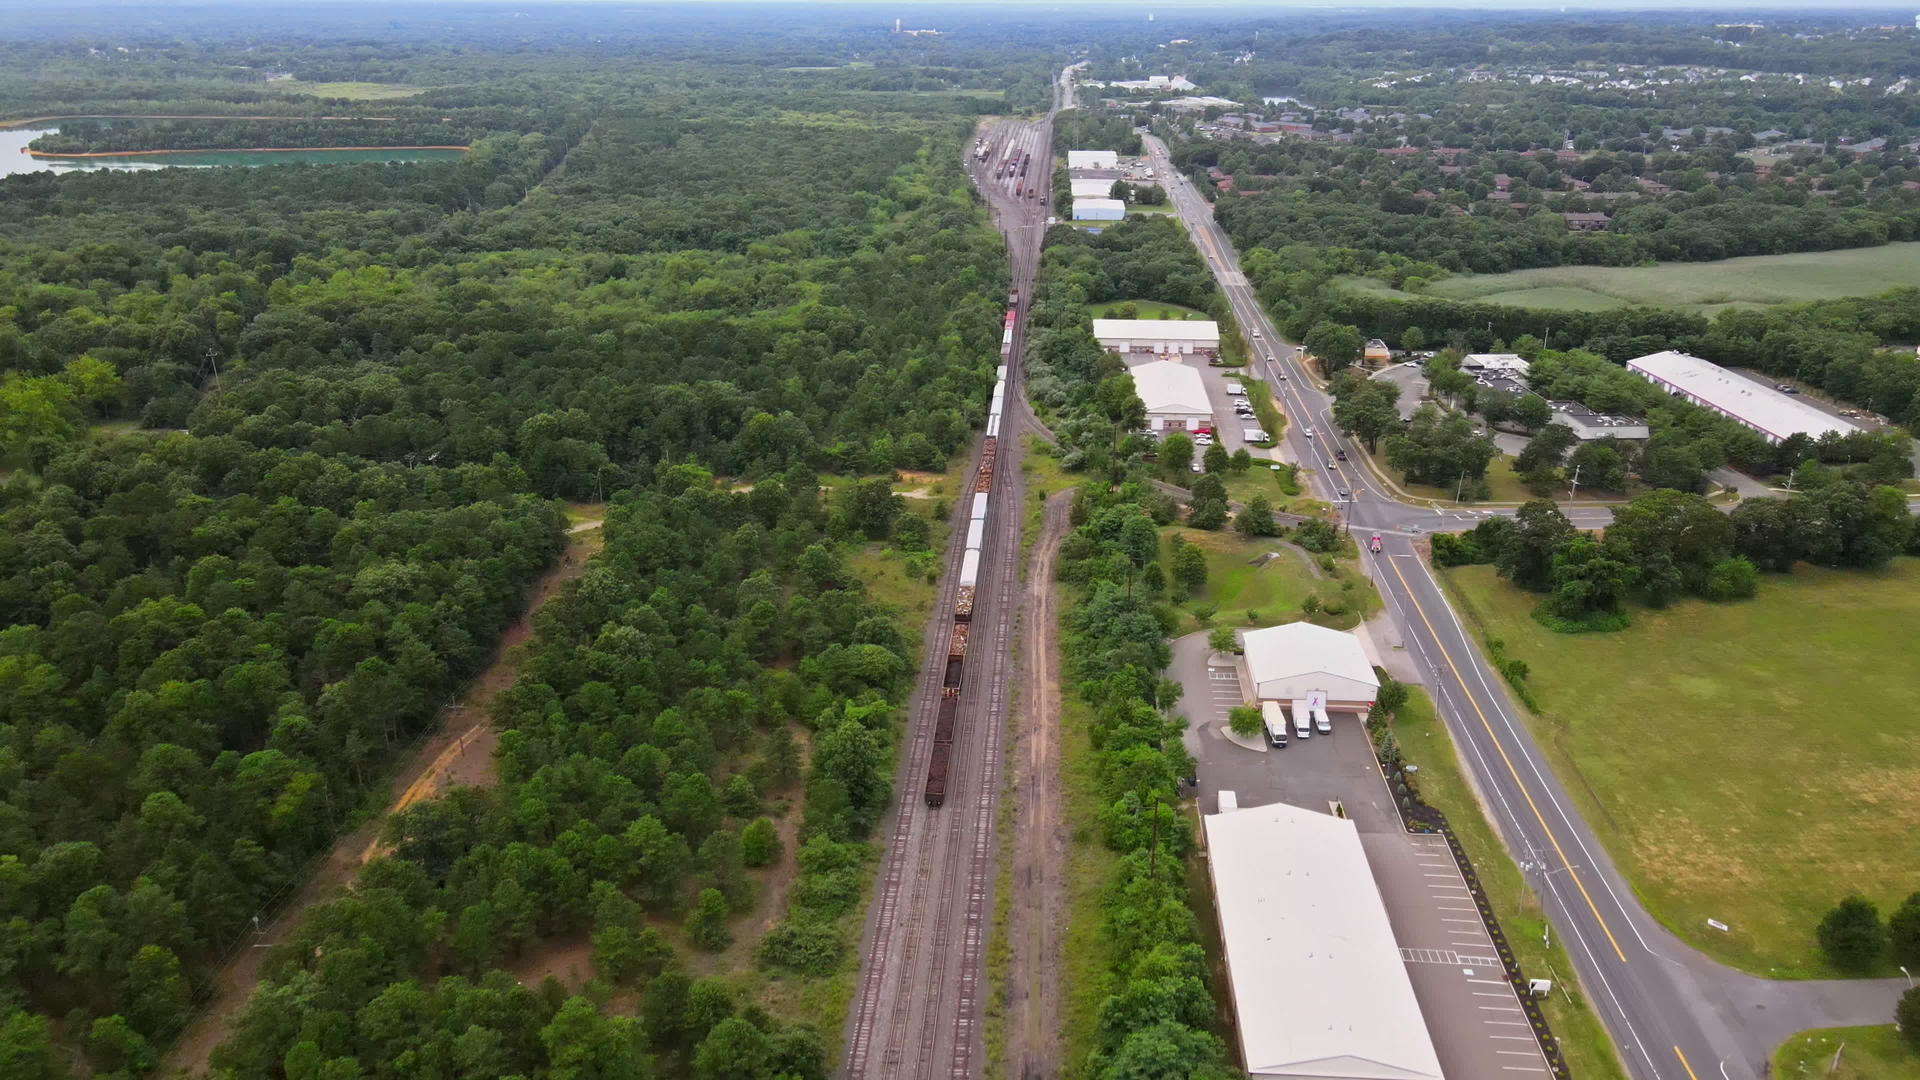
[
  {"x1": 1004, "y1": 490, "x2": 1073, "y2": 1080},
  {"x1": 163, "y1": 515, "x2": 603, "y2": 1077}
]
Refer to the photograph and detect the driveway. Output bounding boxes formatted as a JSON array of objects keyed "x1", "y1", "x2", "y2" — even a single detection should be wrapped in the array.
[{"x1": 1169, "y1": 630, "x2": 1554, "y2": 1080}]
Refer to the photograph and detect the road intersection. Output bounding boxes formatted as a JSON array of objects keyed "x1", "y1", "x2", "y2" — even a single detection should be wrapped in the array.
[{"x1": 1138, "y1": 131, "x2": 1908, "y2": 1080}]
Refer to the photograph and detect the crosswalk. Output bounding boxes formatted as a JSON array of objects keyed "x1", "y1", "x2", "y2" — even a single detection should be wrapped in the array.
[{"x1": 1401, "y1": 946, "x2": 1500, "y2": 967}]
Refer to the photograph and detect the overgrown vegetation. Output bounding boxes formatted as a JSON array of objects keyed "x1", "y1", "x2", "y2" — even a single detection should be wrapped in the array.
[{"x1": 0, "y1": 14, "x2": 1038, "y2": 1075}]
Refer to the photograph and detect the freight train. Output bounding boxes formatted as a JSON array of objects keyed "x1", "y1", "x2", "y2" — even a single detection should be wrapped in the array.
[{"x1": 926, "y1": 308, "x2": 1015, "y2": 808}]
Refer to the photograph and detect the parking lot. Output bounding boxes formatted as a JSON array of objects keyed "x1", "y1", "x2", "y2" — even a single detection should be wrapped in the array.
[{"x1": 1170, "y1": 631, "x2": 1551, "y2": 1079}]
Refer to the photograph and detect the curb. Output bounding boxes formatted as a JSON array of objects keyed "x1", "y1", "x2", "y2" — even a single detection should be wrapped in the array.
[{"x1": 1382, "y1": 758, "x2": 1574, "y2": 1079}]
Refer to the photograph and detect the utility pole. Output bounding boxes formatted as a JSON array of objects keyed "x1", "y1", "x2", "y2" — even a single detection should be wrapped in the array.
[{"x1": 1567, "y1": 462, "x2": 1582, "y2": 502}]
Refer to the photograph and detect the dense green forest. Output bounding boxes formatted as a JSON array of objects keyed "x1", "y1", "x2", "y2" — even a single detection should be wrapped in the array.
[{"x1": 0, "y1": 9, "x2": 1042, "y2": 1074}]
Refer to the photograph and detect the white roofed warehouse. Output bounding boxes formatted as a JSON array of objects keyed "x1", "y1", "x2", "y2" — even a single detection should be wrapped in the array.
[
  {"x1": 1071, "y1": 197, "x2": 1126, "y2": 221},
  {"x1": 1066, "y1": 149, "x2": 1119, "y2": 170},
  {"x1": 1626, "y1": 350, "x2": 1860, "y2": 444},
  {"x1": 1127, "y1": 360, "x2": 1212, "y2": 432},
  {"x1": 1242, "y1": 622, "x2": 1379, "y2": 709},
  {"x1": 1092, "y1": 318, "x2": 1221, "y2": 356},
  {"x1": 1070, "y1": 177, "x2": 1121, "y2": 199},
  {"x1": 1204, "y1": 802, "x2": 1445, "y2": 1080}
]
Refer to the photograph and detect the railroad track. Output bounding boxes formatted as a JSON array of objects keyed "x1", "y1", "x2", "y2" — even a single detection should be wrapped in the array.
[{"x1": 841, "y1": 95, "x2": 1055, "y2": 1080}]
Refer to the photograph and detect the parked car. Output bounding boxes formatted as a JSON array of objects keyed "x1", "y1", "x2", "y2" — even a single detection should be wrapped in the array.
[{"x1": 1191, "y1": 462, "x2": 1203, "y2": 473}]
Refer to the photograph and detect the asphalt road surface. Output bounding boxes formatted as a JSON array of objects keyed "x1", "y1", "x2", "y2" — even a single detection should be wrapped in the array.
[
  {"x1": 1141, "y1": 132, "x2": 1906, "y2": 1080},
  {"x1": 838, "y1": 70, "x2": 1069, "y2": 1080}
]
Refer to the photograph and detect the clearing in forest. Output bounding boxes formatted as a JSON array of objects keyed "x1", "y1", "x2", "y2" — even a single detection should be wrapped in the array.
[{"x1": 1443, "y1": 560, "x2": 1920, "y2": 977}]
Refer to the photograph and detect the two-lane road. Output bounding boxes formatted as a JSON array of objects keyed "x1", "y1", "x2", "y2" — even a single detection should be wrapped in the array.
[{"x1": 1139, "y1": 131, "x2": 1905, "y2": 1079}]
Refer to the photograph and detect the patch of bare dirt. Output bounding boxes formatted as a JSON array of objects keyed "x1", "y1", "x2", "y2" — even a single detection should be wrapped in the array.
[
  {"x1": 164, "y1": 518, "x2": 604, "y2": 1077},
  {"x1": 1004, "y1": 491, "x2": 1073, "y2": 1080},
  {"x1": 505, "y1": 932, "x2": 597, "y2": 994}
]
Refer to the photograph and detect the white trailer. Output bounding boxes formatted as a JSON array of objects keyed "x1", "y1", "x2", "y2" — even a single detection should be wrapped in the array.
[
  {"x1": 971, "y1": 492, "x2": 989, "y2": 520},
  {"x1": 1216, "y1": 790, "x2": 1239, "y2": 814},
  {"x1": 965, "y1": 518, "x2": 985, "y2": 552},
  {"x1": 958, "y1": 548, "x2": 981, "y2": 587}
]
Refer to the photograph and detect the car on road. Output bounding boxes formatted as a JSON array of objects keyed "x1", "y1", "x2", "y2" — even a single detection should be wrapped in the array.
[
  {"x1": 1191, "y1": 462, "x2": 1203, "y2": 473},
  {"x1": 1338, "y1": 489, "x2": 1351, "y2": 499},
  {"x1": 1303, "y1": 427, "x2": 1314, "y2": 438},
  {"x1": 1334, "y1": 448, "x2": 1347, "y2": 461},
  {"x1": 1250, "y1": 329, "x2": 1262, "y2": 338}
]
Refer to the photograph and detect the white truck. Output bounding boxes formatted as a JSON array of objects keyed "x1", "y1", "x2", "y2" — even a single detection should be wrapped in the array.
[
  {"x1": 1309, "y1": 689, "x2": 1331, "y2": 734},
  {"x1": 1217, "y1": 790, "x2": 1240, "y2": 813},
  {"x1": 1261, "y1": 700, "x2": 1288, "y2": 749},
  {"x1": 1290, "y1": 698, "x2": 1312, "y2": 740}
]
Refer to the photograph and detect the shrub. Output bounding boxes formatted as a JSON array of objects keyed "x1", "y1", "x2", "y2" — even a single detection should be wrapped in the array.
[
  {"x1": 1816, "y1": 895, "x2": 1886, "y2": 973},
  {"x1": 1704, "y1": 556, "x2": 1759, "y2": 602},
  {"x1": 686, "y1": 888, "x2": 734, "y2": 952},
  {"x1": 1294, "y1": 517, "x2": 1339, "y2": 553},
  {"x1": 741, "y1": 817, "x2": 781, "y2": 868},
  {"x1": 1899, "y1": 987, "x2": 1920, "y2": 1052},
  {"x1": 757, "y1": 918, "x2": 845, "y2": 975},
  {"x1": 1227, "y1": 705, "x2": 1263, "y2": 738}
]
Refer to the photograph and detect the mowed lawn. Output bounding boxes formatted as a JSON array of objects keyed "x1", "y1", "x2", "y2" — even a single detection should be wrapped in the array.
[
  {"x1": 1089, "y1": 298, "x2": 1211, "y2": 320},
  {"x1": 1443, "y1": 561, "x2": 1920, "y2": 976},
  {"x1": 1774, "y1": 1027, "x2": 1920, "y2": 1079},
  {"x1": 1336, "y1": 241, "x2": 1920, "y2": 313}
]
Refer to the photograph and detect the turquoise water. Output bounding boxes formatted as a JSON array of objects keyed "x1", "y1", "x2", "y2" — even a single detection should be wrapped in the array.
[{"x1": 0, "y1": 126, "x2": 465, "y2": 177}]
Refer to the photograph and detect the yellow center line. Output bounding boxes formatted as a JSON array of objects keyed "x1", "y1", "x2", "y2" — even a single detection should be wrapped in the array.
[
  {"x1": 1673, "y1": 1046, "x2": 1701, "y2": 1080},
  {"x1": 1383, "y1": 555, "x2": 1629, "y2": 964}
]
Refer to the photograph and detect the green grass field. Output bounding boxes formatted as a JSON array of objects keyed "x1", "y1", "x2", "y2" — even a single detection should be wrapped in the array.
[
  {"x1": 1336, "y1": 242, "x2": 1920, "y2": 314},
  {"x1": 1089, "y1": 298, "x2": 1211, "y2": 320},
  {"x1": 274, "y1": 80, "x2": 427, "y2": 100},
  {"x1": 1774, "y1": 1027, "x2": 1920, "y2": 1079},
  {"x1": 1164, "y1": 527, "x2": 1375, "y2": 634},
  {"x1": 1389, "y1": 688, "x2": 1630, "y2": 1080},
  {"x1": 1442, "y1": 560, "x2": 1920, "y2": 976}
]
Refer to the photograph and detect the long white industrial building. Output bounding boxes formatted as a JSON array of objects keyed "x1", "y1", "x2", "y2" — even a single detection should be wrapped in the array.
[
  {"x1": 1626, "y1": 350, "x2": 1859, "y2": 444},
  {"x1": 1205, "y1": 801, "x2": 1445, "y2": 1079},
  {"x1": 1091, "y1": 317, "x2": 1221, "y2": 355}
]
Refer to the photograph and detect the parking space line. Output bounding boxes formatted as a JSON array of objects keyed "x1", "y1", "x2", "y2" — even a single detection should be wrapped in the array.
[
  {"x1": 1468, "y1": 979, "x2": 1507, "y2": 985},
  {"x1": 1485, "y1": 1020, "x2": 1528, "y2": 1027},
  {"x1": 1499, "y1": 1050, "x2": 1540, "y2": 1056},
  {"x1": 1479, "y1": 1005, "x2": 1522, "y2": 1012},
  {"x1": 1443, "y1": 917, "x2": 1480, "y2": 924}
]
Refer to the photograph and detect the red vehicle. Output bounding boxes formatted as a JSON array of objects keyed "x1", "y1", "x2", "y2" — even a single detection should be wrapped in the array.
[{"x1": 1369, "y1": 534, "x2": 1383, "y2": 553}]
